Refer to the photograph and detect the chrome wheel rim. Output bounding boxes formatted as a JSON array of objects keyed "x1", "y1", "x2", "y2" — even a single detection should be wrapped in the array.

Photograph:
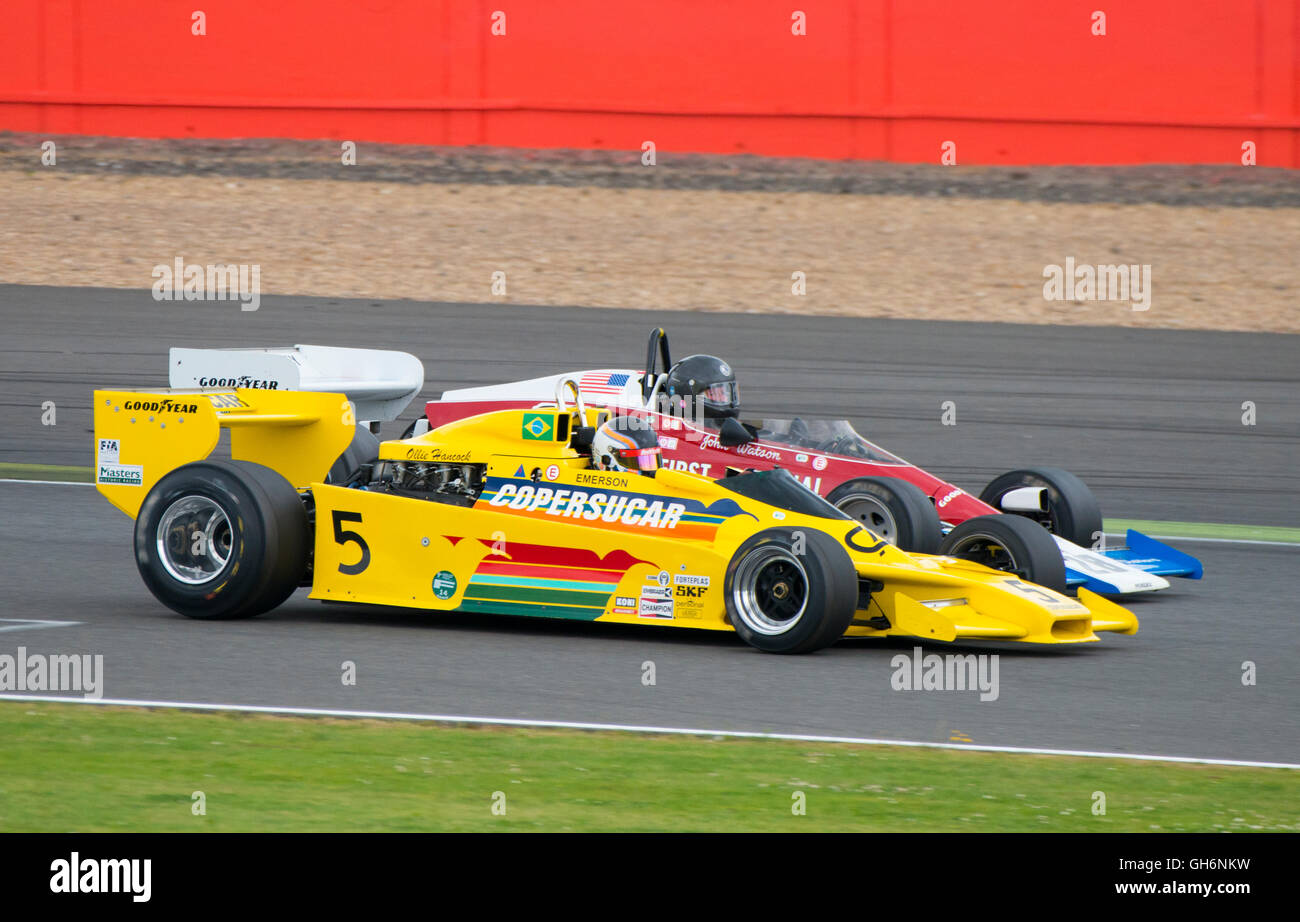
[
  {"x1": 837, "y1": 494, "x2": 898, "y2": 545},
  {"x1": 731, "y1": 546, "x2": 809, "y2": 636},
  {"x1": 157, "y1": 496, "x2": 232, "y2": 585}
]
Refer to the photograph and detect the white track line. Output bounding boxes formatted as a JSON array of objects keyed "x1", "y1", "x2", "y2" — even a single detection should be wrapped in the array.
[
  {"x1": 0, "y1": 478, "x2": 93, "y2": 486},
  {"x1": 2, "y1": 694, "x2": 1296, "y2": 770},
  {"x1": 0, "y1": 619, "x2": 81, "y2": 634}
]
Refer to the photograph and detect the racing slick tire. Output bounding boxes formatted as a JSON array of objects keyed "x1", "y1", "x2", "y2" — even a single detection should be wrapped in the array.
[
  {"x1": 724, "y1": 528, "x2": 858, "y2": 654},
  {"x1": 826, "y1": 477, "x2": 943, "y2": 554},
  {"x1": 134, "y1": 460, "x2": 310, "y2": 620},
  {"x1": 939, "y1": 514, "x2": 1067, "y2": 594},
  {"x1": 978, "y1": 466, "x2": 1103, "y2": 548},
  {"x1": 326, "y1": 424, "x2": 382, "y2": 485}
]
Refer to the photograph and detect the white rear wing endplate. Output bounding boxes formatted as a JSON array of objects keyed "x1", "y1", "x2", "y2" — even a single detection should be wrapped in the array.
[{"x1": 169, "y1": 344, "x2": 425, "y2": 422}]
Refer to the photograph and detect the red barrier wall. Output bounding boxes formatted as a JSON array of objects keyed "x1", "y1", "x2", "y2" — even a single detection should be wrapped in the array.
[{"x1": 2, "y1": 1, "x2": 1297, "y2": 166}]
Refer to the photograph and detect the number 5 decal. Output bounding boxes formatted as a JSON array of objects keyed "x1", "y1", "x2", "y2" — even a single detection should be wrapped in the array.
[
  {"x1": 1003, "y1": 578, "x2": 1056, "y2": 603},
  {"x1": 332, "y1": 510, "x2": 370, "y2": 575}
]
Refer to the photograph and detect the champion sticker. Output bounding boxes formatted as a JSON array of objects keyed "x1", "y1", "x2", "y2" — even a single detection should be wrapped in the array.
[{"x1": 638, "y1": 585, "x2": 674, "y2": 620}]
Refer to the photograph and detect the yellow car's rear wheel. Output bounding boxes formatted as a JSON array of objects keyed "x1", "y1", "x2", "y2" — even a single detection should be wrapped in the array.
[
  {"x1": 134, "y1": 460, "x2": 308, "y2": 620},
  {"x1": 725, "y1": 528, "x2": 857, "y2": 654}
]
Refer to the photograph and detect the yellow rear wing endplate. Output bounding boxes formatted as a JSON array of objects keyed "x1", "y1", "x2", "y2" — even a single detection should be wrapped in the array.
[{"x1": 93, "y1": 389, "x2": 355, "y2": 518}]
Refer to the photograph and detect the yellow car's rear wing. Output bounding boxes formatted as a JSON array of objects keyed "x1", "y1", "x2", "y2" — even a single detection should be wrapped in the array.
[{"x1": 93, "y1": 388, "x2": 356, "y2": 518}]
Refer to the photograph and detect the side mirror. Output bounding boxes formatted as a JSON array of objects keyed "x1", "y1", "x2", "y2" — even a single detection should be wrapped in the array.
[{"x1": 718, "y1": 417, "x2": 754, "y2": 447}]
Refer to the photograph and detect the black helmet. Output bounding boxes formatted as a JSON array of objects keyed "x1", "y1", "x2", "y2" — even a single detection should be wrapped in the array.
[{"x1": 663, "y1": 354, "x2": 739, "y2": 420}]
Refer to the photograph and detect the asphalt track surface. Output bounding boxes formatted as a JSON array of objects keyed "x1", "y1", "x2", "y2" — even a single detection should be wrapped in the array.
[{"x1": 1, "y1": 284, "x2": 1297, "y2": 763}]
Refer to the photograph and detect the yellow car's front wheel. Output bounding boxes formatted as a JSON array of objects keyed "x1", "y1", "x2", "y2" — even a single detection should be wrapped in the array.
[{"x1": 724, "y1": 528, "x2": 857, "y2": 654}]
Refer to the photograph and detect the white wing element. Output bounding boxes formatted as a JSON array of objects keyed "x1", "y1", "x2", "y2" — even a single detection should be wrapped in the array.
[
  {"x1": 440, "y1": 369, "x2": 646, "y2": 408},
  {"x1": 168, "y1": 344, "x2": 425, "y2": 422},
  {"x1": 1054, "y1": 535, "x2": 1171, "y2": 593}
]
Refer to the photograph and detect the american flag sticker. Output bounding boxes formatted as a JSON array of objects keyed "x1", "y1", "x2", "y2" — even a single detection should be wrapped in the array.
[{"x1": 579, "y1": 371, "x2": 632, "y2": 396}]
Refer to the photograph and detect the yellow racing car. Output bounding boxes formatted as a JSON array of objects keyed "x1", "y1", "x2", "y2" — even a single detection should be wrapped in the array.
[{"x1": 93, "y1": 373, "x2": 1138, "y2": 653}]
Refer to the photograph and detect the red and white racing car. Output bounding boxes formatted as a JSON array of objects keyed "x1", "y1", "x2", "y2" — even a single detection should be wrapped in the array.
[{"x1": 409, "y1": 329, "x2": 1202, "y2": 596}]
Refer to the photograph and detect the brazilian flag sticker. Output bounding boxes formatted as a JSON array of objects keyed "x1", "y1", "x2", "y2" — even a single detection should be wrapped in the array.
[{"x1": 521, "y1": 412, "x2": 554, "y2": 441}]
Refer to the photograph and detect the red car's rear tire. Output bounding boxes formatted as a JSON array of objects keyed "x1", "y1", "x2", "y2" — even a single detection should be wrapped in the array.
[{"x1": 979, "y1": 467, "x2": 1102, "y2": 548}]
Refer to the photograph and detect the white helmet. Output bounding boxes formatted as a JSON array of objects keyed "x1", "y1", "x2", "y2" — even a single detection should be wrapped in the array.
[{"x1": 591, "y1": 416, "x2": 661, "y2": 474}]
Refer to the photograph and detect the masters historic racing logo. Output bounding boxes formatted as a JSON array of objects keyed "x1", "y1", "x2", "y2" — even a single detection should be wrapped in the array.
[{"x1": 95, "y1": 437, "x2": 142, "y2": 486}]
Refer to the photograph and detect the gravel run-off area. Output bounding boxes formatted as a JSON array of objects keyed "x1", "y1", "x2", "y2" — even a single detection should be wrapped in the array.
[{"x1": 1, "y1": 134, "x2": 1297, "y2": 333}]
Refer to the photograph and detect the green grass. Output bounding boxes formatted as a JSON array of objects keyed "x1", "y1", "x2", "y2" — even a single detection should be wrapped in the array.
[
  {"x1": 0, "y1": 463, "x2": 92, "y2": 483},
  {"x1": 1, "y1": 703, "x2": 1295, "y2": 832},
  {"x1": 1107, "y1": 518, "x2": 1300, "y2": 544}
]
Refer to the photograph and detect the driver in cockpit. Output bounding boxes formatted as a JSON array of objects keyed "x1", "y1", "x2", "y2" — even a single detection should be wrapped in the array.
[
  {"x1": 659, "y1": 354, "x2": 741, "y2": 425},
  {"x1": 589, "y1": 416, "x2": 662, "y2": 476},
  {"x1": 657, "y1": 354, "x2": 806, "y2": 446}
]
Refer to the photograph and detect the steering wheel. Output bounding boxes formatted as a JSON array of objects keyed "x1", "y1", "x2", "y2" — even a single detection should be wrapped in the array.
[{"x1": 815, "y1": 434, "x2": 857, "y2": 456}]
